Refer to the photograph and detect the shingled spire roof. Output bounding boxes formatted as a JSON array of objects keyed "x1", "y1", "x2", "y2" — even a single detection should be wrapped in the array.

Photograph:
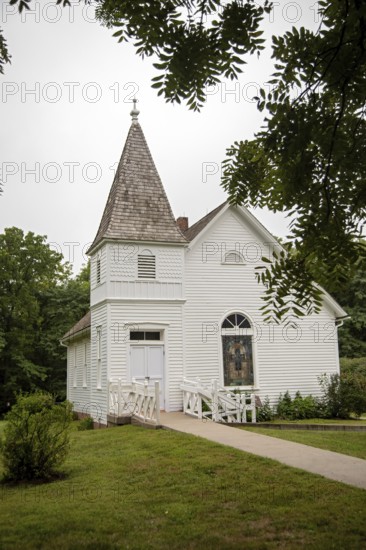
[{"x1": 88, "y1": 109, "x2": 187, "y2": 254}]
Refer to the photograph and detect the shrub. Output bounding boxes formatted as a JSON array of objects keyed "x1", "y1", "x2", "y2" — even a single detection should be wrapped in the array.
[
  {"x1": 0, "y1": 392, "x2": 73, "y2": 482},
  {"x1": 318, "y1": 373, "x2": 366, "y2": 419},
  {"x1": 77, "y1": 416, "x2": 94, "y2": 431},
  {"x1": 256, "y1": 396, "x2": 274, "y2": 422},
  {"x1": 291, "y1": 392, "x2": 319, "y2": 420},
  {"x1": 276, "y1": 391, "x2": 293, "y2": 419},
  {"x1": 276, "y1": 391, "x2": 320, "y2": 420}
]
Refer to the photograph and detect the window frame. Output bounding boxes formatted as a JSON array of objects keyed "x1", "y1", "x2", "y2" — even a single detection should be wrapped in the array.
[
  {"x1": 222, "y1": 250, "x2": 245, "y2": 265},
  {"x1": 96, "y1": 326, "x2": 102, "y2": 390},
  {"x1": 73, "y1": 346, "x2": 77, "y2": 388},
  {"x1": 130, "y1": 331, "x2": 161, "y2": 341},
  {"x1": 82, "y1": 342, "x2": 87, "y2": 388},
  {"x1": 220, "y1": 311, "x2": 258, "y2": 390}
]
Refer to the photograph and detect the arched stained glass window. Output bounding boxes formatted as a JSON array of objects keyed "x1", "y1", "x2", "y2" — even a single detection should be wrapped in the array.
[
  {"x1": 221, "y1": 313, "x2": 254, "y2": 387},
  {"x1": 222, "y1": 313, "x2": 251, "y2": 329}
]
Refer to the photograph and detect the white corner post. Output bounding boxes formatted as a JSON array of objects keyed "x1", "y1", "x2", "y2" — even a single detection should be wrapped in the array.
[
  {"x1": 212, "y1": 379, "x2": 219, "y2": 422},
  {"x1": 117, "y1": 378, "x2": 122, "y2": 417},
  {"x1": 155, "y1": 380, "x2": 160, "y2": 425}
]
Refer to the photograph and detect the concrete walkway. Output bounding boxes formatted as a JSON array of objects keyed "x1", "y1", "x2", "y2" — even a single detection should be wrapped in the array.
[{"x1": 160, "y1": 412, "x2": 366, "y2": 490}]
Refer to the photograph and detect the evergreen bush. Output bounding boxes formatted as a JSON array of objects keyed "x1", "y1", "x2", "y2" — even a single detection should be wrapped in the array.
[{"x1": 276, "y1": 391, "x2": 320, "y2": 420}]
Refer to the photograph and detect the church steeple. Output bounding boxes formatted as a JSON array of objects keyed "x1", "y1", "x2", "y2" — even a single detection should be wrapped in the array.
[{"x1": 88, "y1": 109, "x2": 187, "y2": 254}]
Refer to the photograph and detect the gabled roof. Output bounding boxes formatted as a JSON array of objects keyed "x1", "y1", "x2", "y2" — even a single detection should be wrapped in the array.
[
  {"x1": 62, "y1": 311, "x2": 91, "y2": 341},
  {"x1": 184, "y1": 201, "x2": 227, "y2": 241},
  {"x1": 183, "y1": 201, "x2": 348, "y2": 319},
  {"x1": 88, "y1": 120, "x2": 187, "y2": 254},
  {"x1": 63, "y1": 198, "x2": 347, "y2": 341}
]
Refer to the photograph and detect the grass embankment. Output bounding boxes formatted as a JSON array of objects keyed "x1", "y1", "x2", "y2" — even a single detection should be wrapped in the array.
[
  {"x1": 0, "y1": 422, "x2": 365, "y2": 549},
  {"x1": 241, "y1": 426, "x2": 366, "y2": 459}
]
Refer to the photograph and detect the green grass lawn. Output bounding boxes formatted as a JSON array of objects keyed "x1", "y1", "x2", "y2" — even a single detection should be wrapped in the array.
[
  {"x1": 0, "y1": 424, "x2": 365, "y2": 549},
  {"x1": 241, "y1": 427, "x2": 366, "y2": 460}
]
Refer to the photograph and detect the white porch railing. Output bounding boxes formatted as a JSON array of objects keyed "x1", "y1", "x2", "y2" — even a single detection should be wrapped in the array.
[
  {"x1": 108, "y1": 378, "x2": 160, "y2": 425},
  {"x1": 180, "y1": 378, "x2": 256, "y2": 423}
]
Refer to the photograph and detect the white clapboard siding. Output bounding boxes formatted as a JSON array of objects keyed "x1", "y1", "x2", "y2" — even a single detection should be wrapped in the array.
[
  {"x1": 67, "y1": 205, "x2": 343, "y2": 421},
  {"x1": 88, "y1": 304, "x2": 109, "y2": 423},
  {"x1": 90, "y1": 246, "x2": 107, "y2": 289},
  {"x1": 108, "y1": 280, "x2": 183, "y2": 300},
  {"x1": 88, "y1": 243, "x2": 186, "y2": 418},
  {"x1": 108, "y1": 243, "x2": 184, "y2": 282},
  {"x1": 90, "y1": 245, "x2": 108, "y2": 307},
  {"x1": 109, "y1": 301, "x2": 184, "y2": 411},
  {"x1": 184, "y1": 208, "x2": 341, "y2": 406},
  {"x1": 66, "y1": 337, "x2": 91, "y2": 414}
]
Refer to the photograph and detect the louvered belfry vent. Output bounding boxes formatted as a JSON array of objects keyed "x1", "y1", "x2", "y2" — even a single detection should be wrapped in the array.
[
  {"x1": 96, "y1": 258, "x2": 101, "y2": 284},
  {"x1": 138, "y1": 253, "x2": 156, "y2": 279}
]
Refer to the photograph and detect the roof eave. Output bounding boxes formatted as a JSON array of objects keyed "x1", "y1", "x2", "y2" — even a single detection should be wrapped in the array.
[
  {"x1": 313, "y1": 284, "x2": 348, "y2": 319},
  {"x1": 235, "y1": 205, "x2": 348, "y2": 318},
  {"x1": 61, "y1": 325, "x2": 91, "y2": 344},
  {"x1": 87, "y1": 236, "x2": 188, "y2": 256},
  {"x1": 186, "y1": 202, "x2": 230, "y2": 246}
]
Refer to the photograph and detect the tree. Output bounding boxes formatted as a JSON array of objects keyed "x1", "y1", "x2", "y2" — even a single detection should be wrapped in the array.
[
  {"x1": 222, "y1": 1, "x2": 366, "y2": 320},
  {"x1": 0, "y1": 227, "x2": 89, "y2": 413},
  {"x1": 332, "y1": 256, "x2": 366, "y2": 357},
  {"x1": 36, "y1": 262, "x2": 90, "y2": 399},
  {"x1": 318, "y1": 372, "x2": 366, "y2": 419},
  {"x1": 0, "y1": 228, "x2": 68, "y2": 411},
  {"x1": 2, "y1": 0, "x2": 366, "y2": 320}
]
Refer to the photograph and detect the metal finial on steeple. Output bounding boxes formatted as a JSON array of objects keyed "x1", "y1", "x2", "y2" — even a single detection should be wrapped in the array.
[{"x1": 130, "y1": 98, "x2": 140, "y2": 121}]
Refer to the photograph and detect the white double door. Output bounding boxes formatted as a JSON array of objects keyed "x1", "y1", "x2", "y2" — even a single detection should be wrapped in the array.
[{"x1": 130, "y1": 345, "x2": 165, "y2": 409}]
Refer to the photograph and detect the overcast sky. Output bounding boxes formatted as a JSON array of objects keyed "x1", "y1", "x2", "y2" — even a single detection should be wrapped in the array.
[{"x1": 0, "y1": 1, "x2": 318, "y2": 274}]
